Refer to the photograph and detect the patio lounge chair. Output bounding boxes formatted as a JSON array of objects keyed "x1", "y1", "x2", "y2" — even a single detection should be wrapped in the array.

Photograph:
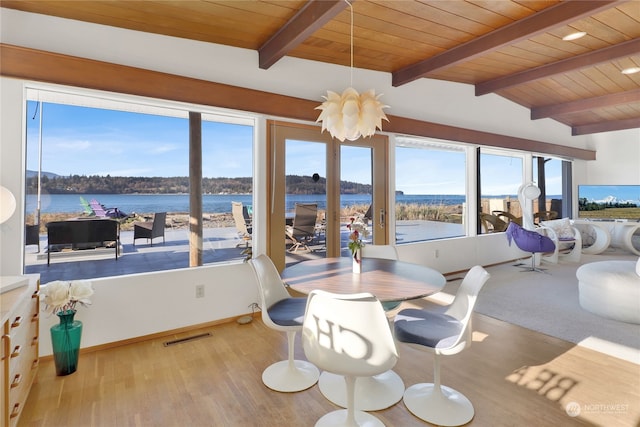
[
  {"x1": 493, "y1": 210, "x2": 522, "y2": 226},
  {"x1": 133, "y1": 212, "x2": 166, "y2": 246},
  {"x1": 286, "y1": 203, "x2": 318, "y2": 252},
  {"x1": 89, "y1": 198, "x2": 127, "y2": 219},
  {"x1": 479, "y1": 213, "x2": 508, "y2": 233},
  {"x1": 80, "y1": 196, "x2": 94, "y2": 216},
  {"x1": 232, "y1": 201, "x2": 252, "y2": 248},
  {"x1": 361, "y1": 203, "x2": 373, "y2": 225}
]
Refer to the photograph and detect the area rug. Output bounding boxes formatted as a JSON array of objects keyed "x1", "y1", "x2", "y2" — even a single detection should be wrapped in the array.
[{"x1": 434, "y1": 250, "x2": 640, "y2": 364}]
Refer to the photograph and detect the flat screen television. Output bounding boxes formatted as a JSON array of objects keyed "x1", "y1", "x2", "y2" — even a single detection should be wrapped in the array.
[{"x1": 578, "y1": 185, "x2": 640, "y2": 220}]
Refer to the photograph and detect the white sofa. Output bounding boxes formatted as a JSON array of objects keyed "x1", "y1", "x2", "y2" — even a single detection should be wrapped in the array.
[{"x1": 576, "y1": 257, "x2": 640, "y2": 324}]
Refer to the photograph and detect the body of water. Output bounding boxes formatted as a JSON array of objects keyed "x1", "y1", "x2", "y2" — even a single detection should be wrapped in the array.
[{"x1": 26, "y1": 193, "x2": 470, "y2": 214}]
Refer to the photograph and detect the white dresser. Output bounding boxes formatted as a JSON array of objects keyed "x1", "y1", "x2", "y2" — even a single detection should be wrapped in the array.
[{"x1": 1, "y1": 275, "x2": 40, "y2": 427}]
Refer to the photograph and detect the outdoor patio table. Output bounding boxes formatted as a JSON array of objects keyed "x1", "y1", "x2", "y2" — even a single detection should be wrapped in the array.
[{"x1": 281, "y1": 257, "x2": 446, "y2": 411}]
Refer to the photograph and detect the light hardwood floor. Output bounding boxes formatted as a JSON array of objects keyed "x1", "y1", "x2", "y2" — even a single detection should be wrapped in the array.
[{"x1": 19, "y1": 308, "x2": 639, "y2": 427}]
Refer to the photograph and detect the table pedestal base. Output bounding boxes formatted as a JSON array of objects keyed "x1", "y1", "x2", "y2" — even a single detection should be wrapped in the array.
[{"x1": 318, "y1": 370, "x2": 404, "y2": 411}]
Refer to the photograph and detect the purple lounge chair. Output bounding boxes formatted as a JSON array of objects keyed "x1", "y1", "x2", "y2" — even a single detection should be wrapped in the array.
[
  {"x1": 89, "y1": 199, "x2": 127, "y2": 219},
  {"x1": 505, "y1": 221, "x2": 555, "y2": 272}
]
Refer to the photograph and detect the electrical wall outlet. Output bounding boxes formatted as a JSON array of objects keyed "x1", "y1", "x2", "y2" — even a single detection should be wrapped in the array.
[{"x1": 195, "y1": 284, "x2": 204, "y2": 298}]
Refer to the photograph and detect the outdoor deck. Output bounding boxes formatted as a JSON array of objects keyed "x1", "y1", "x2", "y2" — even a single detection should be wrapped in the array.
[{"x1": 24, "y1": 220, "x2": 465, "y2": 283}]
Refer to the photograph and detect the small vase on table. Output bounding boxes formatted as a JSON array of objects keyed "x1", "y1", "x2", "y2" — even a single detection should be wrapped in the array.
[{"x1": 352, "y1": 248, "x2": 362, "y2": 274}]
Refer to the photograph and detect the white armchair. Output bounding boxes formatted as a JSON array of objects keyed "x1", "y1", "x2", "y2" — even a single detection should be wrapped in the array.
[{"x1": 539, "y1": 218, "x2": 582, "y2": 264}]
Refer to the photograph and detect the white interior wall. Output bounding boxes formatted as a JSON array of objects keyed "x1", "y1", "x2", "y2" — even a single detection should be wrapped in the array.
[
  {"x1": 0, "y1": 78, "x2": 25, "y2": 275},
  {"x1": 585, "y1": 134, "x2": 640, "y2": 184},
  {"x1": 38, "y1": 262, "x2": 261, "y2": 357}
]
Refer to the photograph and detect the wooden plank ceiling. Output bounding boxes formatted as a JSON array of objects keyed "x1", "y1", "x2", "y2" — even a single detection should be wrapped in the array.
[{"x1": 2, "y1": 0, "x2": 639, "y2": 136}]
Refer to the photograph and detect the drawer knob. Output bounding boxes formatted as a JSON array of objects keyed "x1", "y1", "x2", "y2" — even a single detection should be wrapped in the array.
[
  {"x1": 11, "y1": 373, "x2": 22, "y2": 388},
  {"x1": 10, "y1": 403, "x2": 20, "y2": 418},
  {"x1": 11, "y1": 345, "x2": 21, "y2": 358},
  {"x1": 11, "y1": 316, "x2": 22, "y2": 328}
]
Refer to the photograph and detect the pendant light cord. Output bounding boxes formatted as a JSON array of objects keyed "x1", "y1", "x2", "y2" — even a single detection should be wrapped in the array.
[{"x1": 346, "y1": 0, "x2": 353, "y2": 87}]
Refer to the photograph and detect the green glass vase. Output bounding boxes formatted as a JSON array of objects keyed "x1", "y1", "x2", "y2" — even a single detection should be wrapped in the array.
[{"x1": 50, "y1": 310, "x2": 83, "y2": 376}]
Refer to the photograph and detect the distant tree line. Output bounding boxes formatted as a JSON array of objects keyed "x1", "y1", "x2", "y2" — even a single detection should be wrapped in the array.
[
  {"x1": 578, "y1": 197, "x2": 638, "y2": 211},
  {"x1": 25, "y1": 174, "x2": 371, "y2": 195}
]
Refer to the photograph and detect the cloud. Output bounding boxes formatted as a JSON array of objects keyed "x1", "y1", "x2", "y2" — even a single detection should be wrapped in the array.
[
  {"x1": 51, "y1": 139, "x2": 92, "y2": 151},
  {"x1": 150, "y1": 144, "x2": 178, "y2": 154}
]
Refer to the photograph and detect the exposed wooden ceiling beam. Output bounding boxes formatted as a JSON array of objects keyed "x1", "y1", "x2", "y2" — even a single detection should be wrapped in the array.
[
  {"x1": 532, "y1": 89, "x2": 640, "y2": 120},
  {"x1": 477, "y1": 38, "x2": 640, "y2": 96},
  {"x1": 391, "y1": 0, "x2": 617, "y2": 87},
  {"x1": 258, "y1": 0, "x2": 347, "y2": 70},
  {"x1": 572, "y1": 117, "x2": 640, "y2": 136}
]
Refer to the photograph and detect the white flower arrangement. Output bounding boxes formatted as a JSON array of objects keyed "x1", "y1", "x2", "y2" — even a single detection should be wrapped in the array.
[
  {"x1": 346, "y1": 216, "x2": 370, "y2": 256},
  {"x1": 41, "y1": 280, "x2": 94, "y2": 315}
]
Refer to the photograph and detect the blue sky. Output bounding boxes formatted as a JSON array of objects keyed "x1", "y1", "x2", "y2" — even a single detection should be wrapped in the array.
[
  {"x1": 579, "y1": 185, "x2": 640, "y2": 203},
  {"x1": 26, "y1": 101, "x2": 562, "y2": 195}
]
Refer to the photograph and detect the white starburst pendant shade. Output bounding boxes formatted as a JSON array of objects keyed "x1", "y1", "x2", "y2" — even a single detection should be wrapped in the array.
[{"x1": 316, "y1": 87, "x2": 388, "y2": 141}]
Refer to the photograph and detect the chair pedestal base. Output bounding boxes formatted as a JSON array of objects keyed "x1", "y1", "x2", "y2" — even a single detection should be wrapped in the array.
[
  {"x1": 403, "y1": 382, "x2": 474, "y2": 427},
  {"x1": 262, "y1": 360, "x2": 319, "y2": 393},
  {"x1": 318, "y1": 370, "x2": 404, "y2": 411},
  {"x1": 315, "y1": 409, "x2": 384, "y2": 427},
  {"x1": 515, "y1": 255, "x2": 549, "y2": 273}
]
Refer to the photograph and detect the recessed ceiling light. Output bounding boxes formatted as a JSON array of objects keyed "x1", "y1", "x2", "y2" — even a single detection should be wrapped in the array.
[
  {"x1": 621, "y1": 67, "x2": 640, "y2": 75},
  {"x1": 562, "y1": 31, "x2": 586, "y2": 41}
]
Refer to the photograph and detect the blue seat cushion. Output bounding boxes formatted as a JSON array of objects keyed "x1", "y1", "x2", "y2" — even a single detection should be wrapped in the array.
[
  {"x1": 394, "y1": 308, "x2": 463, "y2": 350},
  {"x1": 267, "y1": 297, "x2": 307, "y2": 326}
]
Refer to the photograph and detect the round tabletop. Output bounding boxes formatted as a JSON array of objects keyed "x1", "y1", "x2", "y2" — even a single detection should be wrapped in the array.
[{"x1": 281, "y1": 257, "x2": 446, "y2": 303}]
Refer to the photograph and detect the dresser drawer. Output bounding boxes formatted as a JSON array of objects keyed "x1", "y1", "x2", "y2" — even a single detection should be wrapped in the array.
[
  {"x1": 7, "y1": 301, "x2": 38, "y2": 374},
  {"x1": 1, "y1": 275, "x2": 40, "y2": 427},
  {"x1": 8, "y1": 355, "x2": 38, "y2": 427}
]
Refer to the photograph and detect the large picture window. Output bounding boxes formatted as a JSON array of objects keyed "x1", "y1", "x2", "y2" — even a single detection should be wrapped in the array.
[
  {"x1": 533, "y1": 155, "x2": 571, "y2": 220},
  {"x1": 394, "y1": 138, "x2": 466, "y2": 243},
  {"x1": 478, "y1": 150, "x2": 524, "y2": 234},
  {"x1": 24, "y1": 89, "x2": 254, "y2": 283}
]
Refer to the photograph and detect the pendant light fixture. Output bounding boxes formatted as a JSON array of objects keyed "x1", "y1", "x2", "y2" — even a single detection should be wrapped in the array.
[{"x1": 315, "y1": 0, "x2": 388, "y2": 142}]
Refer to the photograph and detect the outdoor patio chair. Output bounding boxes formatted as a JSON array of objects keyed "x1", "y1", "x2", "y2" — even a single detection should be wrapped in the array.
[
  {"x1": 479, "y1": 213, "x2": 508, "y2": 233},
  {"x1": 25, "y1": 224, "x2": 40, "y2": 251},
  {"x1": 493, "y1": 210, "x2": 522, "y2": 226},
  {"x1": 133, "y1": 212, "x2": 166, "y2": 246},
  {"x1": 360, "y1": 204, "x2": 373, "y2": 225},
  {"x1": 286, "y1": 203, "x2": 318, "y2": 252},
  {"x1": 89, "y1": 198, "x2": 127, "y2": 219},
  {"x1": 231, "y1": 201, "x2": 252, "y2": 248},
  {"x1": 80, "y1": 196, "x2": 94, "y2": 216},
  {"x1": 534, "y1": 210, "x2": 558, "y2": 224}
]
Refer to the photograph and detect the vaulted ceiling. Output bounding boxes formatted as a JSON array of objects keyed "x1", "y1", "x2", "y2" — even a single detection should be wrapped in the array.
[{"x1": 2, "y1": 0, "x2": 639, "y2": 135}]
